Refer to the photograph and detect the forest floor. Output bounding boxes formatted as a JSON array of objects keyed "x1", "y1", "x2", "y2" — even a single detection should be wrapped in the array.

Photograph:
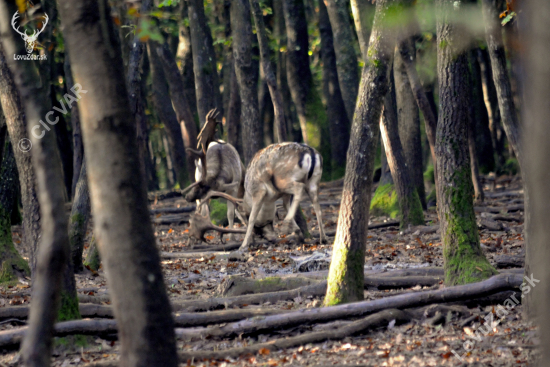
[{"x1": 0, "y1": 174, "x2": 539, "y2": 366}]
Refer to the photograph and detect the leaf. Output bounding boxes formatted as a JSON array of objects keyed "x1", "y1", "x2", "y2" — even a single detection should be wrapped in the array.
[
  {"x1": 259, "y1": 348, "x2": 270, "y2": 355},
  {"x1": 168, "y1": 228, "x2": 173, "y2": 234},
  {"x1": 16, "y1": 0, "x2": 26, "y2": 13},
  {"x1": 112, "y1": 16, "x2": 121, "y2": 26},
  {"x1": 501, "y1": 12, "x2": 516, "y2": 26}
]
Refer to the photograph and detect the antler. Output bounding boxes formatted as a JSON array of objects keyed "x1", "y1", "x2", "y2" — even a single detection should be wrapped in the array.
[
  {"x1": 195, "y1": 108, "x2": 220, "y2": 179},
  {"x1": 11, "y1": 13, "x2": 26, "y2": 37},
  {"x1": 198, "y1": 190, "x2": 243, "y2": 209},
  {"x1": 34, "y1": 13, "x2": 48, "y2": 37}
]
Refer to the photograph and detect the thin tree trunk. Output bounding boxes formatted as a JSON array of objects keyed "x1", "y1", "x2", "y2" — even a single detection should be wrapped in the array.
[
  {"x1": 0, "y1": 108, "x2": 6, "y2": 167},
  {"x1": 188, "y1": 0, "x2": 222, "y2": 126},
  {"x1": 325, "y1": 0, "x2": 359, "y2": 123},
  {"x1": 468, "y1": 110, "x2": 484, "y2": 202},
  {"x1": 350, "y1": 0, "x2": 375, "y2": 61},
  {"x1": 226, "y1": 58, "x2": 242, "y2": 155},
  {"x1": 0, "y1": 142, "x2": 30, "y2": 283},
  {"x1": 64, "y1": 52, "x2": 84, "y2": 200},
  {"x1": 394, "y1": 43, "x2": 426, "y2": 209},
  {"x1": 68, "y1": 159, "x2": 90, "y2": 273},
  {"x1": 157, "y1": 43, "x2": 198, "y2": 181},
  {"x1": 481, "y1": 0, "x2": 522, "y2": 168},
  {"x1": 83, "y1": 235, "x2": 100, "y2": 272},
  {"x1": 522, "y1": 0, "x2": 549, "y2": 325},
  {"x1": 468, "y1": 51, "x2": 486, "y2": 202},
  {"x1": 231, "y1": 0, "x2": 262, "y2": 164},
  {"x1": 250, "y1": 0, "x2": 287, "y2": 143},
  {"x1": 319, "y1": 0, "x2": 350, "y2": 179},
  {"x1": 381, "y1": 74, "x2": 424, "y2": 227},
  {"x1": 58, "y1": 0, "x2": 178, "y2": 365},
  {"x1": 435, "y1": 0, "x2": 496, "y2": 286},
  {"x1": 0, "y1": 46, "x2": 41, "y2": 278},
  {"x1": 147, "y1": 41, "x2": 189, "y2": 186},
  {"x1": 177, "y1": 0, "x2": 197, "y2": 118},
  {"x1": 325, "y1": 0, "x2": 396, "y2": 306},
  {"x1": 0, "y1": 5, "x2": 74, "y2": 364}
]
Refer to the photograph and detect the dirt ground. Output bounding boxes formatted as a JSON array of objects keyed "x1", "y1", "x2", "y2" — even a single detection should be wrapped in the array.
[{"x1": 0, "y1": 175, "x2": 539, "y2": 366}]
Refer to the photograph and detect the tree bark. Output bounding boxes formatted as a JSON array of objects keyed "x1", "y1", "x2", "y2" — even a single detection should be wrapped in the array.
[
  {"x1": 250, "y1": 0, "x2": 287, "y2": 143},
  {"x1": 188, "y1": 0, "x2": 222, "y2": 126},
  {"x1": 0, "y1": 46, "x2": 41, "y2": 278},
  {"x1": 157, "y1": 43, "x2": 198, "y2": 181},
  {"x1": 226, "y1": 58, "x2": 242, "y2": 155},
  {"x1": 324, "y1": 0, "x2": 396, "y2": 306},
  {"x1": 68, "y1": 159, "x2": 90, "y2": 273},
  {"x1": 435, "y1": 0, "x2": 496, "y2": 286},
  {"x1": 177, "y1": 0, "x2": 197, "y2": 119},
  {"x1": 0, "y1": 3, "x2": 76, "y2": 364},
  {"x1": 231, "y1": 0, "x2": 262, "y2": 164},
  {"x1": 522, "y1": 0, "x2": 549, "y2": 329},
  {"x1": 147, "y1": 41, "x2": 189, "y2": 186},
  {"x1": 319, "y1": 0, "x2": 350, "y2": 179},
  {"x1": 282, "y1": 0, "x2": 324, "y2": 148},
  {"x1": 0, "y1": 109, "x2": 5, "y2": 165},
  {"x1": 58, "y1": 0, "x2": 178, "y2": 365},
  {"x1": 481, "y1": 0, "x2": 522, "y2": 168},
  {"x1": 325, "y1": 0, "x2": 360, "y2": 123},
  {"x1": 381, "y1": 73, "x2": 424, "y2": 227},
  {"x1": 350, "y1": 0, "x2": 375, "y2": 61},
  {"x1": 394, "y1": 43, "x2": 426, "y2": 209},
  {"x1": 0, "y1": 142, "x2": 29, "y2": 283},
  {"x1": 467, "y1": 53, "x2": 485, "y2": 202}
]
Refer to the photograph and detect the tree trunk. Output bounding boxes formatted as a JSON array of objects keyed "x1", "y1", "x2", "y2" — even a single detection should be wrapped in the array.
[
  {"x1": 394, "y1": 43, "x2": 426, "y2": 209},
  {"x1": 231, "y1": 0, "x2": 262, "y2": 164},
  {"x1": 325, "y1": 0, "x2": 360, "y2": 123},
  {"x1": 0, "y1": 108, "x2": 6, "y2": 169},
  {"x1": 250, "y1": 0, "x2": 287, "y2": 143},
  {"x1": 58, "y1": 0, "x2": 178, "y2": 365},
  {"x1": 481, "y1": 0, "x2": 522, "y2": 168},
  {"x1": 282, "y1": 0, "x2": 324, "y2": 148},
  {"x1": 381, "y1": 73, "x2": 424, "y2": 227},
  {"x1": 226, "y1": 58, "x2": 242, "y2": 156},
  {"x1": 0, "y1": 5, "x2": 75, "y2": 364},
  {"x1": 64, "y1": 52, "x2": 84, "y2": 200},
  {"x1": 435, "y1": 0, "x2": 496, "y2": 286},
  {"x1": 319, "y1": 0, "x2": 350, "y2": 179},
  {"x1": 324, "y1": 0, "x2": 395, "y2": 306},
  {"x1": 157, "y1": 43, "x2": 198, "y2": 181},
  {"x1": 177, "y1": 0, "x2": 197, "y2": 119},
  {"x1": 522, "y1": 0, "x2": 549, "y2": 326},
  {"x1": 0, "y1": 142, "x2": 30, "y2": 283},
  {"x1": 147, "y1": 41, "x2": 189, "y2": 186},
  {"x1": 68, "y1": 159, "x2": 90, "y2": 273},
  {"x1": 0, "y1": 46, "x2": 41, "y2": 278},
  {"x1": 350, "y1": 0, "x2": 375, "y2": 61},
  {"x1": 83, "y1": 235, "x2": 100, "y2": 272},
  {"x1": 188, "y1": 0, "x2": 223, "y2": 126}
]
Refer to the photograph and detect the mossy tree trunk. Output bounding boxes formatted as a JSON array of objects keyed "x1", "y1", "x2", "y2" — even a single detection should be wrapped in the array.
[
  {"x1": 325, "y1": 0, "x2": 360, "y2": 123},
  {"x1": 325, "y1": 0, "x2": 397, "y2": 306},
  {"x1": 380, "y1": 73, "x2": 424, "y2": 227},
  {"x1": 0, "y1": 2, "x2": 77, "y2": 362},
  {"x1": 0, "y1": 46, "x2": 41, "y2": 278},
  {"x1": 84, "y1": 235, "x2": 100, "y2": 271},
  {"x1": 58, "y1": 0, "x2": 178, "y2": 364},
  {"x1": 319, "y1": 0, "x2": 350, "y2": 179},
  {"x1": 231, "y1": 0, "x2": 262, "y2": 164},
  {"x1": 147, "y1": 41, "x2": 189, "y2": 187},
  {"x1": 250, "y1": 0, "x2": 287, "y2": 143},
  {"x1": 0, "y1": 143, "x2": 30, "y2": 284},
  {"x1": 188, "y1": 0, "x2": 223, "y2": 126},
  {"x1": 68, "y1": 159, "x2": 90, "y2": 273},
  {"x1": 394, "y1": 44, "x2": 426, "y2": 209},
  {"x1": 435, "y1": 0, "x2": 496, "y2": 286}
]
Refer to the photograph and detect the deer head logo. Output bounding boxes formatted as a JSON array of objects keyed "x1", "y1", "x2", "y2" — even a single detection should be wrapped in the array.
[{"x1": 11, "y1": 12, "x2": 49, "y2": 54}]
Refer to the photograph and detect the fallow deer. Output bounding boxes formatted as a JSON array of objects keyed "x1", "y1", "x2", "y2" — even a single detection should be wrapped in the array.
[
  {"x1": 202, "y1": 142, "x2": 327, "y2": 251},
  {"x1": 181, "y1": 109, "x2": 245, "y2": 245}
]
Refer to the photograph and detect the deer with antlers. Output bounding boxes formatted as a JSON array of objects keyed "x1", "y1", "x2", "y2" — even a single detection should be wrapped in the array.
[
  {"x1": 11, "y1": 12, "x2": 49, "y2": 54},
  {"x1": 202, "y1": 142, "x2": 327, "y2": 252},
  {"x1": 181, "y1": 109, "x2": 245, "y2": 245}
]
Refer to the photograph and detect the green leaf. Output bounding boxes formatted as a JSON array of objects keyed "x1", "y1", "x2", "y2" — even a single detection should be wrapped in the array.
[{"x1": 501, "y1": 11, "x2": 516, "y2": 26}]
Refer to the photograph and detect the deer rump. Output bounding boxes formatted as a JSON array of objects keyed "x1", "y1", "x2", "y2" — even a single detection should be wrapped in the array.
[{"x1": 234, "y1": 142, "x2": 327, "y2": 251}]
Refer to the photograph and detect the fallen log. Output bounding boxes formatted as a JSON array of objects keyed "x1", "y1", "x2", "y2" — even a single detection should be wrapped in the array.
[
  {"x1": 0, "y1": 303, "x2": 112, "y2": 322},
  {"x1": 218, "y1": 276, "x2": 321, "y2": 297},
  {"x1": 178, "y1": 273, "x2": 521, "y2": 339},
  {"x1": 152, "y1": 214, "x2": 189, "y2": 225},
  {"x1": 150, "y1": 206, "x2": 195, "y2": 215},
  {"x1": 494, "y1": 255, "x2": 524, "y2": 268},
  {"x1": 177, "y1": 309, "x2": 411, "y2": 361}
]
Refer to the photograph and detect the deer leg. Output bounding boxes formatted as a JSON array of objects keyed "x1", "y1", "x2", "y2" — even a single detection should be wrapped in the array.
[
  {"x1": 307, "y1": 187, "x2": 327, "y2": 244},
  {"x1": 226, "y1": 200, "x2": 236, "y2": 242},
  {"x1": 239, "y1": 192, "x2": 266, "y2": 252},
  {"x1": 281, "y1": 184, "x2": 305, "y2": 236}
]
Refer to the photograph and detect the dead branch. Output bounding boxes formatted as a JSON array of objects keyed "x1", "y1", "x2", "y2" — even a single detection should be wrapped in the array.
[
  {"x1": 0, "y1": 303, "x2": 112, "y2": 322},
  {"x1": 494, "y1": 255, "x2": 524, "y2": 268},
  {"x1": 150, "y1": 206, "x2": 195, "y2": 215},
  {"x1": 217, "y1": 276, "x2": 321, "y2": 297},
  {"x1": 177, "y1": 309, "x2": 411, "y2": 361}
]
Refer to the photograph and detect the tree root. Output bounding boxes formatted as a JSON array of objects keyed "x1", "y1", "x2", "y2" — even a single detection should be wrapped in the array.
[{"x1": 0, "y1": 303, "x2": 112, "y2": 322}]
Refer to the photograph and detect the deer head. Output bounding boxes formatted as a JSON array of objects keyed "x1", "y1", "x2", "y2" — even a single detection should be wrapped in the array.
[{"x1": 11, "y1": 12, "x2": 49, "y2": 54}]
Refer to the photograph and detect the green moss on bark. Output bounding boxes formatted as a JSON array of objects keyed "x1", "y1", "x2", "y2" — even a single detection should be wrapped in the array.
[
  {"x1": 370, "y1": 183, "x2": 399, "y2": 218},
  {"x1": 58, "y1": 291, "x2": 81, "y2": 322},
  {"x1": 442, "y1": 166, "x2": 497, "y2": 286},
  {"x1": 402, "y1": 190, "x2": 424, "y2": 227},
  {"x1": 83, "y1": 236, "x2": 100, "y2": 271},
  {"x1": 323, "y1": 245, "x2": 365, "y2": 306},
  {"x1": 0, "y1": 208, "x2": 29, "y2": 284}
]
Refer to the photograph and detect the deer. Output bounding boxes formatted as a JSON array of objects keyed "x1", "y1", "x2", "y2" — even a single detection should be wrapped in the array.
[
  {"x1": 181, "y1": 109, "x2": 246, "y2": 246},
  {"x1": 200, "y1": 142, "x2": 327, "y2": 252},
  {"x1": 11, "y1": 12, "x2": 49, "y2": 54}
]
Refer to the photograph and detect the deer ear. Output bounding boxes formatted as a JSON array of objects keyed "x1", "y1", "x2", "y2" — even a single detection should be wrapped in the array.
[{"x1": 186, "y1": 148, "x2": 205, "y2": 158}]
